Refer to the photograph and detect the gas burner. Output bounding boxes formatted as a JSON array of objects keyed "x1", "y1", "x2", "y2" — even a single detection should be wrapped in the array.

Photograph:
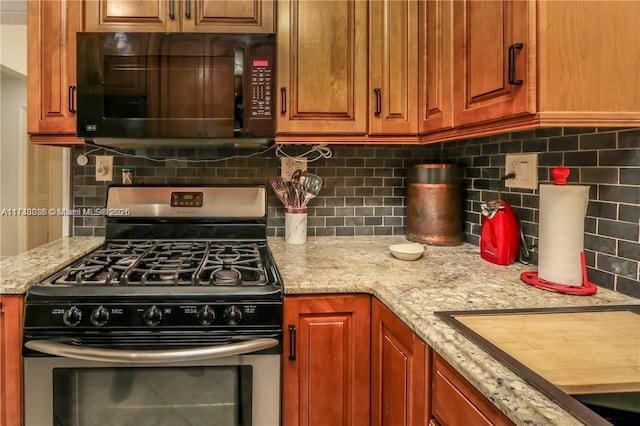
[
  {"x1": 212, "y1": 268, "x2": 242, "y2": 285},
  {"x1": 198, "y1": 243, "x2": 267, "y2": 286}
]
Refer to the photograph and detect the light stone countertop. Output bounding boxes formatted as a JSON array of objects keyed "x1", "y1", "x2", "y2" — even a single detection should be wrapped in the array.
[
  {"x1": 267, "y1": 236, "x2": 637, "y2": 426},
  {"x1": 0, "y1": 237, "x2": 104, "y2": 294},
  {"x1": 1, "y1": 236, "x2": 637, "y2": 425}
]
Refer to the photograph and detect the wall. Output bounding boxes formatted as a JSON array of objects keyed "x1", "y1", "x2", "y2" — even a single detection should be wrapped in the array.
[
  {"x1": 0, "y1": 24, "x2": 27, "y2": 77},
  {"x1": 0, "y1": 20, "x2": 27, "y2": 258},
  {"x1": 71, "y1": 127, "x2": 640, "y2": 298},
  {"x1": 0, "y1": 72, "x2": 26, "y2": 258}
]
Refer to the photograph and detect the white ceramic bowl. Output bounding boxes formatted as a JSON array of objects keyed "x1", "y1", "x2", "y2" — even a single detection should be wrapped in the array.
[{"x1": 389, "y1": 243, "x2": 425, "y2": 261}]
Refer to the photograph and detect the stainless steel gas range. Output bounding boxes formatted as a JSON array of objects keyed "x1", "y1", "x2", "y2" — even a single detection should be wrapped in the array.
[{"x1": 22, "y1": 185, "x2": 282, "y2": 426}]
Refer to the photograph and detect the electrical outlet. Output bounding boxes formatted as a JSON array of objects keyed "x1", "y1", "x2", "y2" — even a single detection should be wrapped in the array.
[
  {"x1": 505, "y1": 153, "x2": 538, "y2": 190},
  {"x1": 95, "y1": 156, "x2": 113, "y2": 182},
  {"x1": 281, "y1": 157, "x2": 307, "y2": 181}
]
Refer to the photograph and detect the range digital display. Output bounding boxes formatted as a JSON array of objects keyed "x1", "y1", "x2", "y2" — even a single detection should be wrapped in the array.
[{"x1": 170, "y1": 192, "x2": 203, "y2": 207}]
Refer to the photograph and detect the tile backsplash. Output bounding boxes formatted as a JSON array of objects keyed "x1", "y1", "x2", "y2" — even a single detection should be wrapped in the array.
[{"x1": 72, "y1": 127, "x2": 640, "y2": 298}]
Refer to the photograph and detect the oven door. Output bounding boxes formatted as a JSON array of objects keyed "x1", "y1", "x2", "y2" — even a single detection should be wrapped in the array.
[{"x1": 24, "y1": 340, "x2": 280, "y2": 426}]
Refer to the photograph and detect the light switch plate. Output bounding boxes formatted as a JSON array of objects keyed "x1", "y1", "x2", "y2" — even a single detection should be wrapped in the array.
[
  {"x1": 505, "y1": 153, "x2": 538, "y2": 190},
  {"x1": 95, "y1": 156, "x2": 113, "y2": 181},
  {"x1": 281, "y1": 157, "x2": 307, "y2": 181}
]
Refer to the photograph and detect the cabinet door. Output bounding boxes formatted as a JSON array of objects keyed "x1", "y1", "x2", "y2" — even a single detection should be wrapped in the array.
[
  {"x1": 283, "y1": 295, "x2": 371, "y2": 426},
  {"x1": 418, "y1": 0, "x2": 454, "y2": 133},
  {"x1": 453, "y1": 0, "x2": 533, "y2": 127},
  {"x1": 27, "y1": 0, "x2": 83, "y2": 138},
  {"x1": 276, "y1": 0, "x2": 368, "y2": 134},
  {"x1": 432, "y1": 354, "x2": 514, "y2": 426},
  {"x1": 371, "y1": 299, "x2": 427, "y2": 426},
  {"x1": 182, "y1": 0, "x2": 275, "y2": 33},
  {"x1": 84, "y1": 0, "x2": 180, "y2": 32},
  {"x1": 369, "y1": 0, "x2": 419, "y2": 135},
  {"x1": 0, "y1": 295, "x2": 25, "y2": 426}
]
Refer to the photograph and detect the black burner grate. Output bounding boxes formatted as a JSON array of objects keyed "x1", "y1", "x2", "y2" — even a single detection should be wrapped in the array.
[{"x1": 53, "y1": 241, "x2": 268, "y2": 287}]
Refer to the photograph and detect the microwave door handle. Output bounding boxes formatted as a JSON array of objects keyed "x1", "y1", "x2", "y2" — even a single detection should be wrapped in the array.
[{"x1": 25, "y1": 338, "x2": 279, "y2": 364}]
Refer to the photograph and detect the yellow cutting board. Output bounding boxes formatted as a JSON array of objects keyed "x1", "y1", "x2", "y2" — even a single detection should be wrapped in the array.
[{"x1": 456, "y1": 310, "x2": 640, "y2": 394}]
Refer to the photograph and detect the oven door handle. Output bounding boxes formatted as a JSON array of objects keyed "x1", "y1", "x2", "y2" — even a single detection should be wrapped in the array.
[{"x1": 24, "y1": 338, "x2": 279, "y2": 364}]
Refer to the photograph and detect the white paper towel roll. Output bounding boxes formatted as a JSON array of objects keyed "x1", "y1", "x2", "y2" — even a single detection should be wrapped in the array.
[{"x1": 538, "y1": 184, "x2": 590, "y2": 285}]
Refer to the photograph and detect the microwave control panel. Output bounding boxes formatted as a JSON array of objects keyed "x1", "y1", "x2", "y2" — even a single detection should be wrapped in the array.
[{"x1": 250, "y1": 59, "x2": 272, "y2": 117}]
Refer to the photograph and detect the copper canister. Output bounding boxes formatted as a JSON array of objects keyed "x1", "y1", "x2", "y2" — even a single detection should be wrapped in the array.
[{"x1": 406, "y1": 164, "x2": 463, "y2": 246}]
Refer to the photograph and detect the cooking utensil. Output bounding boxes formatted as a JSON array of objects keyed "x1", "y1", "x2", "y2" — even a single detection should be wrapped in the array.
[
  {"x1": 299, "y1": 172, "x2": 323, "y2": 207},
  {"x1": 290, "y1": 169, "x2": 303, "y2": 207},
  {"x1": 271, "y1": 170, "x2": 323, "y2": 209},
  {"x1": 270, "y1": 178, "x2": 294, "y2": 207}
]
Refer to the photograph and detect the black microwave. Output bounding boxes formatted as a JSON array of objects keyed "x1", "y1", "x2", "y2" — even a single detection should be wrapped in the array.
[{"x1": 76, "y1": 32, "x2": 275, "y2": 147}]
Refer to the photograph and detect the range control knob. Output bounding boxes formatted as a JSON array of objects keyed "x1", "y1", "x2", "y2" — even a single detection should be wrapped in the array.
[
  {"x1": 63, "y1": 306, "x2": 82, "y2": 326},
  {"x1": 90, "y1": 306, "x2": 110, "y2": 327},
  {"x1": 143, "y1": 305, "x2": 163, "y2": 326},
  {"x1": 197, "y1": 305, "x2": 216, "y2": 326},
  {"x1": 223, "y1": 306, "x2": 243, "y2": 325}
]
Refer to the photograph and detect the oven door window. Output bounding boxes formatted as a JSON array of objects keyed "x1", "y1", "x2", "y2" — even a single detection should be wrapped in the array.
[{"x1": 53, "y1": 366, "x2": 252, "y2": 426}]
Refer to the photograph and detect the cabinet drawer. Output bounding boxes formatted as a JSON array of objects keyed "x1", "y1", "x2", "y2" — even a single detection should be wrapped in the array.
[{"x1": 432, "y1": 354, "x2": 513, "y2": 426}]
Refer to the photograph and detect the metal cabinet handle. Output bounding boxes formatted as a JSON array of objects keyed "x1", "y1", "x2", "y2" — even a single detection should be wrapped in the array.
[
  {"x1": 508, "y1": 43, "x2": 524, "y2": 85},
  {"x1": 288, "y1": 324, "x2": 296, "y2": 360},
  {"x1": 374, "y1": 88, "x2": 381, "y2": 116},
  {"x1": 169, "y1": 0, "x2": 175, "y2": 19},
  {"x1": 185, "y1": 0, "x2": 191, "y2": 19},
  {"x1": 280, "y1": 87, "x2": 287, "y2": 115},
  {"x1": 25, "y1": 338, "x2": 278, "y2": 364},
  {"x1": 68, "y1": 85, "x2": 76, "y2": 113}
]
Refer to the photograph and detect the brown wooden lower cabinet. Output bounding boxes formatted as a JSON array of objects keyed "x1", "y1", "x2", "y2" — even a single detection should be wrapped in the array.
[
  {"x1": 432, "y1": 353, "x2": 514, "y2": 426},
  {"x1": 371, "y1": 298, "x2": 429, "y2": 426},
  {"x1": 0, "y1": 295, "x2": 24, "y2": 426},
  {"x1": 283, "y1": 295, "x2": 515, "y2": 426},
  {"x1": 282, "y1": 294, "x2": 371, "y2": 426}
]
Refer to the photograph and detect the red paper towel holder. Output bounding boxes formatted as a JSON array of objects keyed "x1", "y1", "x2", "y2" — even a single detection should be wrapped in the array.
[
  {"x1": 520, "y1": 165, "x2": 598, "y2": 295},
  {"x1": 520, "y1": 252, "x2": 597, "y2": 295}
]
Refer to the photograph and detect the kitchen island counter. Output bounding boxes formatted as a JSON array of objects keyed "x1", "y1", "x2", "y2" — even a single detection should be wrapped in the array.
[
  {"x1": 268, "y1": 236, "x2": 636, "y2": 426},
  {"x1": 2, "y1": 235, "x2": 637, "y2": 425}
]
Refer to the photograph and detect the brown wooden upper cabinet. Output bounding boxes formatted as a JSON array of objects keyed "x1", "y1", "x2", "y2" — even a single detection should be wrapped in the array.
[
  {"x1": 276, "y1": 0, "x2": 368, "y2": 136},
  {"x1": 423, "y1": 0, "x2": 640, "y2": 143},
  {"x1": 369, "y1": 0, "x2": 419, "y2": 135},
  {"x1": 453, "y1": 0, "x2": 534, "y2": 127},
  {"x1": 277, "y1": 0, "x2": 427, "y2": 140},
  {"x1": 27, "y1": 0, "x2": 84, "y2": 145},
  {"x1": 418, "y1": 0, "x2": 454, "y2": 134},
  {"x1": 84, "y1": 0, "x2": 275, "y2": 33},
  {"x1": 277, "y1": 0, "x2": 640, "y2": 144},
  {"x1": 534, "y1": 0, "x2": 640, "y2": 126}
]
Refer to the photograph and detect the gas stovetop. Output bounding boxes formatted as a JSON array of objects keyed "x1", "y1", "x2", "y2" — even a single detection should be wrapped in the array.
[
  {"x1": 48, "y1": 240, "x2": 270, "y2": 287},
  {"x1": 27, "y1": 239, "x2": 281, "y2": 298}
]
